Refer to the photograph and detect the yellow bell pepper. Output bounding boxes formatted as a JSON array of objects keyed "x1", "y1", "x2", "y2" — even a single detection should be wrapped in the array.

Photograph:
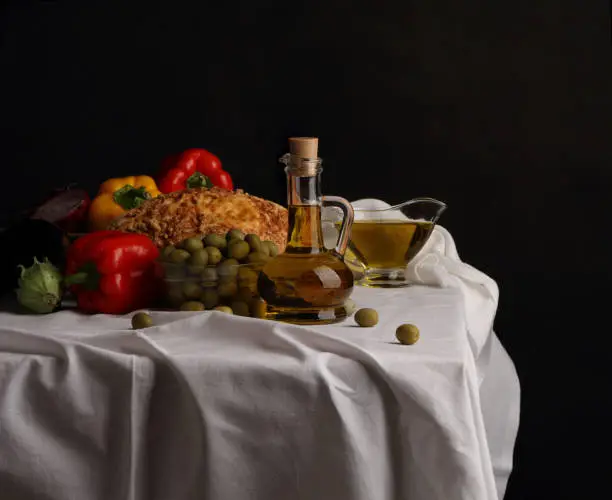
[{"x1": 88, "y1": 175, "x2": 161, "y2": 231}]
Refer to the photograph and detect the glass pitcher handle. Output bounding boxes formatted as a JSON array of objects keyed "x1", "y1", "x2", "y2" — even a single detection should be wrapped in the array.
[{"x1": 322, "y1": 195, "x2": 354, "y2": 257}]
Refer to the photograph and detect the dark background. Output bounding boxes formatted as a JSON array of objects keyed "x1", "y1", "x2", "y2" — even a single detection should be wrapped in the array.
[{"x1": 1, "y1": 1, "x2": 611, "y2": 498}]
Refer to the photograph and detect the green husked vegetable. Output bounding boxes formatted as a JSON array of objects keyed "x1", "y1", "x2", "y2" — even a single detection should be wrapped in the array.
[{"x1": 16, "y1": 257, "x2": 63, "y2": 314}]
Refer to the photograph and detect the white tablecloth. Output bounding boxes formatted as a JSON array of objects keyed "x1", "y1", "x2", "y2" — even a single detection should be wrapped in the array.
[{"x1": 0, "y1": 285, "x2": 519, "y2": 500}]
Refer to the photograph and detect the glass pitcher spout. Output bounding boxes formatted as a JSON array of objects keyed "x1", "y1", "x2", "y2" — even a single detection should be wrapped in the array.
[{"x1": 387, "y1": 197, "x2": 447, "y2": 223}]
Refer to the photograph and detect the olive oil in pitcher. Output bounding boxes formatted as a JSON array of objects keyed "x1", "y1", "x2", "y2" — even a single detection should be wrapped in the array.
[{"x1": 257, "y1": 137, "x2": 355, "y2": 325}]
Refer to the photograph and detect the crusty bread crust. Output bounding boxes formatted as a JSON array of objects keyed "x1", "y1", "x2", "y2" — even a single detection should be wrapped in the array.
[{"x1": 109, "y1": 187, "x2": 288, "y2": 251}]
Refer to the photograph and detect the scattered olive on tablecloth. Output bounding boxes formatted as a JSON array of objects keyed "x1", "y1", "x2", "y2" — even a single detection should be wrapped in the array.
[
  {"x1": 214, "y1": 305, "x2": 233, "y2": 314},
  {"x1": 396, "y1": 324, "x2": 420, "y2": 345},
  {"x1": 131, "y1": 312, "x2": 154, "y2": 329},
  {"x1": 355, "y1": 308, "x2": 379, "y2": 327}
]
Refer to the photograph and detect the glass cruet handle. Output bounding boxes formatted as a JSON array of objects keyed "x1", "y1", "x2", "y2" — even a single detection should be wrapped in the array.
[{"x1": 322, "y1": 195, "x2": 354, "y2": 257}]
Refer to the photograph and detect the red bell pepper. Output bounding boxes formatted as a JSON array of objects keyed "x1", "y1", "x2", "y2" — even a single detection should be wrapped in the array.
[
  {"x1": 64, "y1": 230, "x2": 162, "y2": 314},
  {"x1": 157, "y1": 148, "x2": 234, "y2": 193}
]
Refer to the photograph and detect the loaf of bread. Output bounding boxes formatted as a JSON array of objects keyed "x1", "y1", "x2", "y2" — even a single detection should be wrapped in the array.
[{"x1": 109, "y1": 187, "x2": 288, "y2": 251}]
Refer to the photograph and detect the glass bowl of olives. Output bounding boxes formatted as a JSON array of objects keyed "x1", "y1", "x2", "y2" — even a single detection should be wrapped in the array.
[{"x1": 158, "y1": 229, "x2": 279, "y2": 318}]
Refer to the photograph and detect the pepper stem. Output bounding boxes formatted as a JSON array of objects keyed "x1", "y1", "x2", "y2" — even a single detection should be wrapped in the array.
[
  {"x1": 63, "y1": 263, "x2": 101, "y2": 290},
  {"x1": 63, "y1": 272, "x2": 88, "y2": 285},
  {"x1": 113, "y1": 185, "x2": 152, "y2": 210},
  {"x1": 186, "y1": 172, "x2": 212, "y2": 189}
]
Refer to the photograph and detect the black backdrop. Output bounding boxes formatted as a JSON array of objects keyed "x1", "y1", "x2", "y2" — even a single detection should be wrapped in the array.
[{"x1": 2, "y1": 1, "x2": 612, "y2": 498}]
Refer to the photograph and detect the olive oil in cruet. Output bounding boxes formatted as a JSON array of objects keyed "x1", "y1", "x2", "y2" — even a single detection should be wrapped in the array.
[{"x1": 257, "y1": 137, "x2": 355, "y2": 325}]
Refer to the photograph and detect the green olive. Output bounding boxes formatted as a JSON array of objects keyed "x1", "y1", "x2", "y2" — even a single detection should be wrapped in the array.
[
  {"x1": 219, "y1": 275, "x2": 238, "y2": 286},
  {"x1": 218, "y1": 281, "x2": 238, "y2": 298},
  {"x1": 263, "y1": 241, "x2": 279, "y2": 257},
  {"x1": 161, "y1": 245, "x2": 176, "y2": 260},
  {"x1": 244, "y1": 234, "x2": 262, "y2": 252},
  {"x1": 169, "y1": 249, "x2": 191, "y2": 264},
  {"x1": 226, "y1": 229, "x2": 245, "y2": 241},
  {"x1": 204, "y1": 234, "x2": 227, "y2": 250},
  {"x1": 205, "y1": 246, "x2": 223, "y2": 265},
  {"x1": 214, "y1": 305, "x2": 233, "y2": 314},
  {"x1": 201, "y1": 288, "x2": 220, "y2": 309},
  {"x1": 163, "y1": 263, "x2": 186, "y2": 280},
  {"x1": 259, "y1": 243, "x2": 270, "y2": 257},
  {"x1": 237, "y1": 267, "x2": 259, "y2": 284},
  {"x1": 182, "y1": 282, "x2": 203, "y2": 299},
  {"x1": 180, "y1": 301, "x2": 205, "y2": 311},
  {"x1": 249, "y1": 298, "x2": 267, "y2": 319},
  {"x1": 187, "y1": 265, "x2": 206, "y2": 277},
  {"x1": 166, "y1": 285, "x2": 184, "y2": 307},
  {"x1": 217, "y1": 259, "x2": 239, "y2": 278},
  {"x1": 396, "y1": 324, "x2": 420, "y2": 345},
  {"x1": 183, "y1": 237, "x2": 204, "y2": 253},
  {"x1": 227, "y1": 240, "x2": 250, "y2": 261},
  {"x1": 188, "y1": 249, "x2": 209, "y2": 267},
  {"x1": 237, "y1": 287, "x2": 255, "y2": 302},
  {"x1": 200, "y1": 266, "x2": 218, "y2": 284},
  {"x1": 355, "y1": 308, "x2": 379, "y2": 327},
  {"x1": 344, "y1": 299, "x2": 357, "y2": 315},
  {"x1": 231, "y1": 300, "x2": 250, "y2": 317},
  {"x1": 247, "y1": 252, "x2": 270, "y2": 265},
  {"x1": 131, "y1": 312, "x2": 153, "y2": 329}
]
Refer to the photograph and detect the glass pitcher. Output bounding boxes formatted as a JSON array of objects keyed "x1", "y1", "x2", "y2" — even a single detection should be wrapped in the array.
[{"x1": 258, "y1": 137, "x2": 355, "y2": 325}]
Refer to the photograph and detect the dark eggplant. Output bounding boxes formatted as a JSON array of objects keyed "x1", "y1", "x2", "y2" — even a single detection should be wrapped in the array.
[
  {"x1": 0, "y1": 219, "x2": 68, "y2": 297},
  {"x1": 29, "y1": 186, "x2": 91, "y2": 233}
]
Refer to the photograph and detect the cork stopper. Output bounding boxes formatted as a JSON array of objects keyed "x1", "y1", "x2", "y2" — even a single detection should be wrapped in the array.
[{"x1": 289, "y1": 137, "x2": 319, "y2": 159}]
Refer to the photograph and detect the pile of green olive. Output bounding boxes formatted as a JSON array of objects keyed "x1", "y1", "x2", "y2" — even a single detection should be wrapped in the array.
[{"x1": 159, "y1": 229, "x2": 279, "y2": 317}]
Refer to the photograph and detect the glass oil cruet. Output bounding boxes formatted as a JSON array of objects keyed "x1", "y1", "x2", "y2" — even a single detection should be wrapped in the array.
[{"x1": 258, "y1": 137, "x2": 355, "y2": 325}]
